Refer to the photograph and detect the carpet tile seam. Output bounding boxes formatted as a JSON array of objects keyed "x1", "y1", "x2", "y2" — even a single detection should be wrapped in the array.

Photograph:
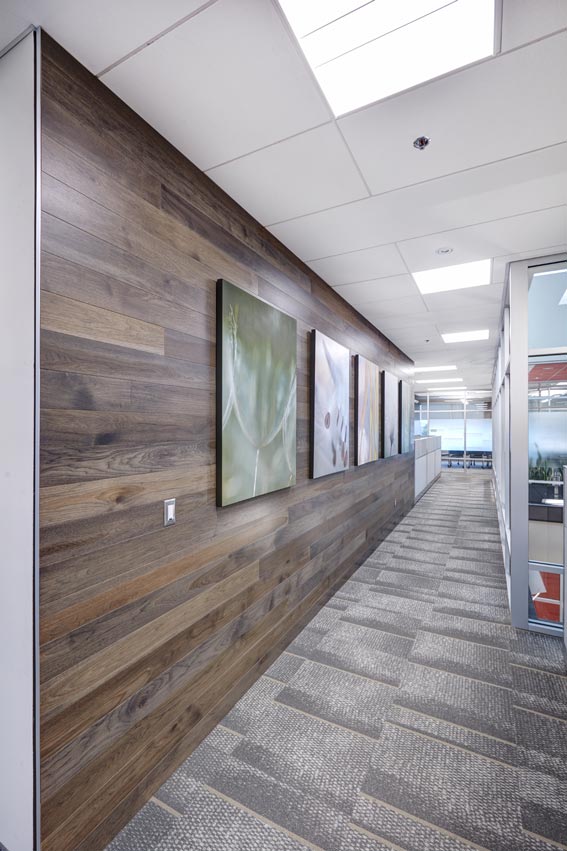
[
  {"x1": 511, "y1": 663, "x2": 567, "y2": 680},
  {"x1": 513, "y1": 704, "x2": 567, "y2": 724},
  {"x1": 357, "y1": 791, "x2": 495, "y2": 851},
  {"x1": 271, "y1": 699, "x2": 384, "y2": 744},
  {"x1": 382, "y1": 719, "x2": 520, "y2": 768},
  {"x1": 388, "y1": 703, "x2": 518, "y2": 747},
  {"x1": 407, "y1": 659, "x2": 514, "y2": 692},
  {"x1": 283, "y1": 650, "x2": 401, "y2": 687},
  {"x1": 150, "y1": 797, "x2": 183, "y2": 819},
  {"x1": 415, "y1": 626, "x2": 513, "y2": 653},
  {"x1": 521, "y1": 829, "x2": 567, "y2": 851},
  {"x1": 347, "y1": 820, "x2": 412, "y2": 851},
  {"x1": 200, "y1": 783, "x2": 321, "y2": 851}
]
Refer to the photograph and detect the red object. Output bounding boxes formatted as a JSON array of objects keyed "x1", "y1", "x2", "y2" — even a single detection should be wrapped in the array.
[
  {"x1": 529, "y1": 362, "x2": 567, "y2": 382},
  {"x1": 533, "y1": 572, "x2": 562, "y2": 623}
]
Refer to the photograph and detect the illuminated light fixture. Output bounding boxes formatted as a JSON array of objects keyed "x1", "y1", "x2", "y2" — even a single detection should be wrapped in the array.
[
  {"x1": 442, "y1": 329, "x2": 489, "y2": 343},
  {"x1": 414, "y1": 365, "x2": 457, "y2": 373},
  {"x1": 416, "y1": 378, "x2": 463, "y2": 384},
  {"x1": 412, "y1": 259, "x2": 492, "y2": 295},
  {"x1": 278, "y1": 0, "x2": 496, "y2": 115}
]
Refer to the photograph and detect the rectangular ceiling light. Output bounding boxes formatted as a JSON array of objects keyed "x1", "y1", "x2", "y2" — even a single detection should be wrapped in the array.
[
  {"x1": 442, "y1": 329, "x2": 490, "y2": 343},
  {"x1": 278, "y1": 0, "x2": 495, "y2": 115},
  {"x1": 412, "y1": 259, "x2": 492, "y2": 295},
  {"x1": 414, "y1": 364, "x2": 457, "y2": 373},
  {"x1": 416, "y1": 377, "x2": 463, "y2": 384}
]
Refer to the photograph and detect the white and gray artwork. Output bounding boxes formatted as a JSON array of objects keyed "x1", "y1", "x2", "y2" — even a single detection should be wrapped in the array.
[
  {"x1": 382, "y1": 370, "x2": 399, "y2": 457},
  {"x1": 311, "y1": 330, "x2": 350, "y2": 478},
  {"x1": 399, "y1": 380, "x2": 414, "y2": 454}
]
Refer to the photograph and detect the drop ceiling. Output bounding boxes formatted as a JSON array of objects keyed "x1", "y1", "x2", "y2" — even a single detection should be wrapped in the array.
[{"x1": 3, "y1": 0, "x2": 567, "y2": 389}]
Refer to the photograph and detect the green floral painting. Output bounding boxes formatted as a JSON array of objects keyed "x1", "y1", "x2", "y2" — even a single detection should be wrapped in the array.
[{"x1": 217, "y1": 280, "x2": 297, "y2": 506}]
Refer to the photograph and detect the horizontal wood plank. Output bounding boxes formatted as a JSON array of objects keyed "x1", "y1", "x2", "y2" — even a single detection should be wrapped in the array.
[{"x1": 39, "y1": 32, "x2": 414, "y2": 851}]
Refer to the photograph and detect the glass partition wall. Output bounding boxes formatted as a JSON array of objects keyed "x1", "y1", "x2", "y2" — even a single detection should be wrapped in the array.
[
  {"x1": 415, "y1": 391, "x2": 492, "y2": 467},
  {"x1": 494, "y1": 254, "x2": 567, "y2": 637}
]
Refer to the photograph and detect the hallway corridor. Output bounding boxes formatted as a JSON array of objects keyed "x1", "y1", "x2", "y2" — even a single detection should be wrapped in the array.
[{"x1": 108, "y1": 471, "x2": 567, "y2": 851}]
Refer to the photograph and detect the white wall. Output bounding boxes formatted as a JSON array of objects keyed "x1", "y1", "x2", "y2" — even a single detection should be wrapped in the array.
[{"x1": 0, "y1": 31, "x2": 38, "y2": 851}]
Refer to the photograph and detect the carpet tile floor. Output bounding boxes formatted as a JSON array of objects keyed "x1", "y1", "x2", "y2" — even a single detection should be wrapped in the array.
[{"x1": 107, "y1": 471, "x2": 567, "y2": 851}]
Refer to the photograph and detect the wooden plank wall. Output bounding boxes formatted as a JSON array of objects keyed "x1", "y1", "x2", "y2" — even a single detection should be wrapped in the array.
[{"x1": 39, "y1": 34, "x2": 415, "y2": 851}]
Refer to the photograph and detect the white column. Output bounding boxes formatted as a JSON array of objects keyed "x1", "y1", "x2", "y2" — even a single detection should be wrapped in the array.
[{"x1": 0, "y1": 29, "x2": 39, "y2": 851}]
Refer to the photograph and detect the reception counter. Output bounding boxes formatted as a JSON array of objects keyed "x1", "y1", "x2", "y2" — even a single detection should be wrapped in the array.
[{"x1": 415, "y1": 435, "x2": 442, "y2": 501}]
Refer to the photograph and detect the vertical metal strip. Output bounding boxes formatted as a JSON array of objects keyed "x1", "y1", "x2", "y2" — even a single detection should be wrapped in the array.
[
  {"x1": 508, "y1": 260, "x2": 529, "y2": 628},
  {"x1": 33, "y1": 25, "x2": 42, "y2": 851},
  {"x1": 493, "y1": 0, "x2": 504, "y2": 56}
]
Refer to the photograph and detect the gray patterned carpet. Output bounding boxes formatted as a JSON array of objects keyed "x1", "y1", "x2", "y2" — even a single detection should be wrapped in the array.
[{"x1": 108, "y1": 471, "x2": 567, "y2": 851}]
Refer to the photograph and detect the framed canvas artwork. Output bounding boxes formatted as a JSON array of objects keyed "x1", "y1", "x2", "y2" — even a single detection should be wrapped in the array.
[
  {"x1": 217, "y1": 279, "x2": 297, "y2": 506},
  {"x1": 381, "y1": 369, "x2": 399, "y2": 457},
  {"x1": 399, "y1": 380, "x2": 414, "y2": 454},
  {"x1": 355, "y1": 354, "x2": 380, "y2": 465},
  {"x1": 311, "y1": 330, "x2": 349, "y2": 478}
]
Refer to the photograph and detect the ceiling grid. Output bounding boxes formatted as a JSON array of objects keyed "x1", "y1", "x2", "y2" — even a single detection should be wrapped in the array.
[{"x1": 2, "y1": 0, "x2": 565, "y2": 387}]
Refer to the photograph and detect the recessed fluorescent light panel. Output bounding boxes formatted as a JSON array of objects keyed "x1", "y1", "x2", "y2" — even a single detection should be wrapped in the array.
[
  {"x1": 414, "y1": 365, "x2": 457, "y2": 373},
  {"x1": 416, "y1": 378, "x2": 463, "y2": 384},
  {"x1": 277, "y1": 0, "x2": 496, "y2": 115},
  {"x1": 442, "y1": 329, "x2": 489, "y2": 343},
  {"x1": 412, "y1": 259, "x2": 492, "y2": 295}
]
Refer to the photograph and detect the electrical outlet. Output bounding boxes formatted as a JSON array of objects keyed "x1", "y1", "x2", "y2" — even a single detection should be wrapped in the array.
[{"x1": 164, "y1": 498, "x2": 176, "y2": 526}]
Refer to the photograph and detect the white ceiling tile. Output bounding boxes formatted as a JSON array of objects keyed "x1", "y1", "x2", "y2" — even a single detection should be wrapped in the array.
[
  {"x1": 3, "y1": 0, "x2": 211, "y2": 73},
  {"x1": 369, "y1": 312, "x2": 439, "y2": 333},
  {"x1": 364, "y1": 295, "x2": 428, "y2": 318},
  {"x1": 333, "y1": 274, "x2": 418, "y2": 305},
  {"x1": 206, "y1": 123, "x2": 368, "y2": 225},
  {"x1": 270, "y1": 144, "x2": 567, "y2": 260},
  {"x1": 338, "y1": 33, "x2": 567, "y2": 195},
  {"x1": 501, "y1": 0, "x2": 567, "y2": 52},
  {"x1": 437, "y1": 318, "x2": 499, "y2": 335},
  {"x1": 422, "y1": 282, "x2": 505, "y2": 314},
  {"x1": 102, "y1": 0, "x2": 331, "y2": 170},
  {"x1": 397, "y1": 205, "x2": 567, "y2": 272},
  {"x1": 308, "y1": 243, "x2": 406, "y2": 285}
]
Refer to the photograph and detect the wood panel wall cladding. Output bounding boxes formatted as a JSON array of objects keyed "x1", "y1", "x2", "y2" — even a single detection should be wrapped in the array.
[{"x1": 39, "y1": 34, "x2": 414, "y2": 851}]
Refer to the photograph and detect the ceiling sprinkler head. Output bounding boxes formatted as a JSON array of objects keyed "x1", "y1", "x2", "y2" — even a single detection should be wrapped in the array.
[
  {"x1": 413, "y1": 135, "x2": 431, "y2": 150},
  {"x1": 436, "y1": 246, "x2": 453, "y2": 255}
]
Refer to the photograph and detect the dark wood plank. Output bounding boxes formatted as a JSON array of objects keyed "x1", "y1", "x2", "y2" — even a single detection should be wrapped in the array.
[{"x1": 39, "y1": 33, "x2": 415, "y2": 851}]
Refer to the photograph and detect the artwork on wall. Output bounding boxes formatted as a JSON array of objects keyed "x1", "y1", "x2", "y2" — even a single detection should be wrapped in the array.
[
  {"x1": 399, "y1": 380, "x2": 414, "y2": 454},
  {"x1": 355, "y1": 355, "x2": 381, "y2": 465},
  {"x1": 381, "y1": 369, "x2": 399, "y2": 457},
  {"x1": 311, "y1": 330, "x2": 350, "y2": 478},
  {"x1": 217, "y1": 279, "x2": 297, "y2": 506}
]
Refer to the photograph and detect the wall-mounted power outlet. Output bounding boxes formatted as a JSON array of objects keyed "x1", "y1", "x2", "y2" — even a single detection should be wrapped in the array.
[{"x1": 164, "y1": 498, "x2": 176, "y2": 526}]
